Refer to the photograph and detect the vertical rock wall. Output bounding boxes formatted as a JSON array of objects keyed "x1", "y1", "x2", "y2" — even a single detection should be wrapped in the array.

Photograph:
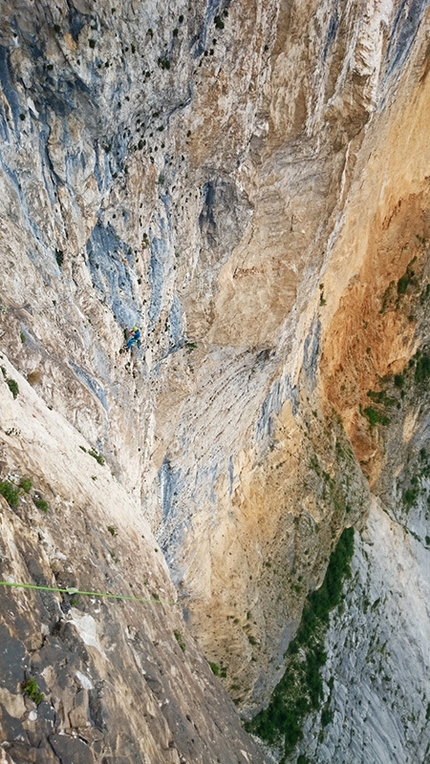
[{"x1": 1, "y1": 0, "x2": 430, "y2": 760}]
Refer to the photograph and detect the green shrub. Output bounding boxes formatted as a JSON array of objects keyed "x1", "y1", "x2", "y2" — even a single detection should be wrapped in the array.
[
  {"x1": 19, "y1": 477, "x2": 32, "y2": 493},
  {"x1": 403, "y1": 486, "x2": 419, "y2": 510},
  {"x1": 366, "y1": 390, "x2": 396, "y2": 407},
  {"x1": 22, "y1": 677, "x2": 44, "y2": 705},
  {"x1": 0, "y1": 480, "x2": 19, "y2": 507},
  {"x1": 107, "y1": 525, "x2": 118, "y2": 536},
  {"x1": 88, "y1": 448, "x2": 105, "y2": 465},
  {"x1": 6, "y1": 378, "x2": 19, "y2": 398},
  {"x1": 321, "y1": 707, "x2": 333, "y2": 726},
  {"x1": 363, "y1": 407, "x2": 390, "y2": 427},
  {"x1": 173, "y1": 629, "x2": 186, "y2": 652},
  {"x1": 397, "y1": 275, "x2": 409, "y2": 294},
  {"x1": 33, "y1": 496, "x2": 49, "y2": 512},
  {"x1": 421, "y1": 283, "x2": 430, "y2": 302},
  {"x1": 246, "y1": 529, "x2": 354, "y2": 760},
  {"x1": 415, "y1": 353, "x2": 430, "y2": 384},
  {"x1": 209, "y1": 662, "x2": 227, "y2": 678}
]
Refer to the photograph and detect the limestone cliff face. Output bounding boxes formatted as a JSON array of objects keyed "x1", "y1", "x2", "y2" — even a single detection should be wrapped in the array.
[
  {"x1": 0, "y1": 361, "x2": 268, "y2": 763},
  {"x1": 1, "y1": 0, "x2": 430, "y2": 762}
]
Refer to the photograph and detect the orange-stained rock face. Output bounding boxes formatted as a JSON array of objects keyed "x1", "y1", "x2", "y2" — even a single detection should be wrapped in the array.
[
  {"x1": 320, "y1": 51, "x2": 430, "y2": 482},
  {"x1": 1, "y1": 1, "x2": 430, "y2": 759}
]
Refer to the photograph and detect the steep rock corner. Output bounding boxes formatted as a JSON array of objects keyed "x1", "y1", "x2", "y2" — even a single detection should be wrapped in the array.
[{"x1": 1, "y1": 0, "x2": 430, "y2": 762}]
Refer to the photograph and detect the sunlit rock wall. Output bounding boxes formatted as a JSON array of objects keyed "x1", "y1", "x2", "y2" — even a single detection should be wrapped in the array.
[{"x1": 1, "y1": 1, "x2": 430, "y2": 761}]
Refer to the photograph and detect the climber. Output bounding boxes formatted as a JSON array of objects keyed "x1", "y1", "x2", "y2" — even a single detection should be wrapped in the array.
[{"x1": 126, "y1": 326, "x2": 141, "y2": 350}]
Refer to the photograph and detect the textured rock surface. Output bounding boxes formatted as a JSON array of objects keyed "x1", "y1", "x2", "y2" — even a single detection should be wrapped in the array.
[
  {"x1": 1, "y1": 0, "x2": 430, "y2": 761},
  {"x1": 0, "y1": 362, "x2": 269, "y2": 763},
  {"x1": 297, "y1": 501, "x2": 430, "y2": 764}
]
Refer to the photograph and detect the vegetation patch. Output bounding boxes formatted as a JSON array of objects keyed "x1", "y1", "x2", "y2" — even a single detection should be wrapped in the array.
[
  {"x1": 33, "y1": 495, "x2": 49, "y2": 512},
  {"x1": 360, "y1": 387, "x2": 398, "y2": 428},
  {"x1": 6, "y1": 377, "x2": 19, "y2": 398},
  {"x1": 414, "y1": 351, "x2": 430, "y2": 384},
  {"x1": 366, "y1": 389, "x2": 396, "y2": 408},
  {"x1": 398, "y1": 448, "x2": 430, "y2": 514},
  {"x1": 19, "y1": 477, "x2": 32, "y2": 493},
  {"x1": 22, "y1": 677, "x2": 44, "y2": 705},
  {"x1": 420, "y1": 283, "x2": 430, "y2": 302},
  {"x1": 0, "y1": 479, "x2": 19, "y2": 507},
  {"x1": 397, "y1": 258, "x2": 417, "y2": 296},
  {"x1": 245, "y1": 528, "x2": 354, "y2": 762},
  {"x1": 173, "y1": 629, "x2": 186, "y2": 652},
  {"x1": 88, "y1": 448, "x2": 105, "y2": 466},
  {"x1": 397, "y1": 275, "x2": 409, "y2": 295},
  {"x1": 209, "y1": 661, "x2": 227, "y2": 678},
  {"x1": 402, "y1": 478, "x2": 419, "y2": 510},
  {"x1": 362, "y1": 406, "x2": 391, "y2": 428}
]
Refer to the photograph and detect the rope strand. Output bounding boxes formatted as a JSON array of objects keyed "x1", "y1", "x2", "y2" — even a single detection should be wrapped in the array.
[{"x1": 0, "y1": 580, "x2": 176, "y2": 606}]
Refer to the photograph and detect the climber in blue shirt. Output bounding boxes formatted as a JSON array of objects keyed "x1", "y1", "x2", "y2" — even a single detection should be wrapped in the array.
[{"x1": 126, "y1": 326, "x2": 141, "y2": 350}]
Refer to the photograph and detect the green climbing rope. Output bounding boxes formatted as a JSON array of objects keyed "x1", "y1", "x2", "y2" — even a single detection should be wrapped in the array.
[{"x1": 0, "y1": 580, "x2": 176, "y2": 606}]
